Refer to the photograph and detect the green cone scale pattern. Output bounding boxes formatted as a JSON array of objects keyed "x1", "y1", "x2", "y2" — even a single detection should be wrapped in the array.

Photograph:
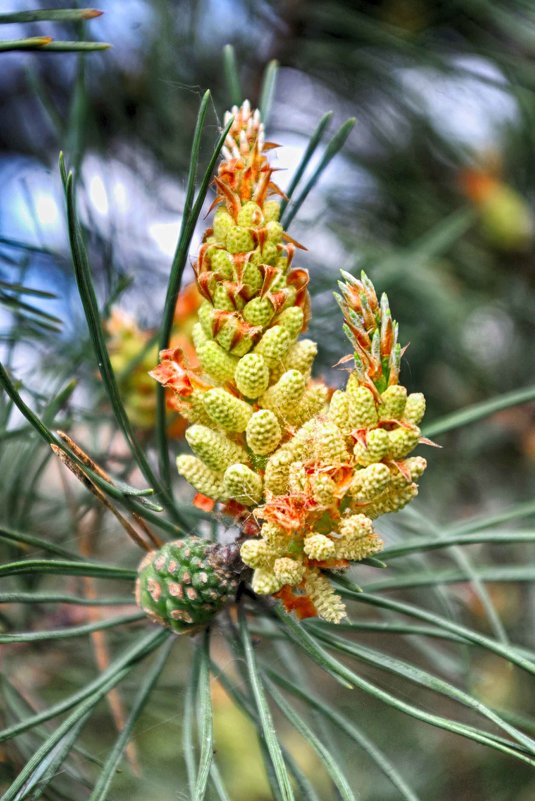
[{"x1": 135, "y1": 538, "x2": 243, "y2": 634}]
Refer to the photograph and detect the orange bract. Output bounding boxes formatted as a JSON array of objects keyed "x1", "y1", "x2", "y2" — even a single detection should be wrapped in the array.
[
  {"x1": 258, "y1": 493, "x2": 316, "y2": 532},
  {"x1": 149, "y1": 347, "x2": 208, "y2": 397},
  {"x1": 217, "y1": 103, "x2": 285, "y2": 215},
  {"x1": 274, "y1": 585, "x2": 318, "y2": 620}
]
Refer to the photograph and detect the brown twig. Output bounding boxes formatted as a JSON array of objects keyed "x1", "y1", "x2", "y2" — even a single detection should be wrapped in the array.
[{"x1": 52, "y1": 433, "x2": 162, "y2": 551}]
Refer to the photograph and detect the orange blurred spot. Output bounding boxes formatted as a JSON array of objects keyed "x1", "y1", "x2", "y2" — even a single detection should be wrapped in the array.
[
  {"x1": 459, "y1": 167, "x2": 498, "y2": 205},
  {"x1": 174, "y1": 282, "x2": 202, "y2": 320},
  {"x1": 193, "y1": 494, "x2": 215, "y2": 512}
]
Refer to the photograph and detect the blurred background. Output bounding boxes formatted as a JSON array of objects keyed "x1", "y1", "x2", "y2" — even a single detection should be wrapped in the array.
[{"x1": 1, "y1": 1, "x2": 534, "y2": 799}]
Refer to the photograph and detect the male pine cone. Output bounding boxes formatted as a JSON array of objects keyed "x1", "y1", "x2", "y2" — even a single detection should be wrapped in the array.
[
  {"x1": 145, "y1": 100, "x2": 429, "y2": 628},
  {"x1": 149, "y1": 100, "x2": 320, "y2": 456}
]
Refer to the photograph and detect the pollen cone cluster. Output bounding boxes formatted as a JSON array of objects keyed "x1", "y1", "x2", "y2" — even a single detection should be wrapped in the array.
[
  {"x1": 150, "y1": 100, "x2": 327, "y2": 502},
  {"x1": 245, "y1": 271, "x2": 428, "y2": 622},
  {"x1": 146, "y1": 101, "x2": 428, "y2": 627}
]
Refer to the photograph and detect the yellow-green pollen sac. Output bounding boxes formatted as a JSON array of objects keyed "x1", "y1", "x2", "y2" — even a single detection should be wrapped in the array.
[
  {"x1": 234, "y1": 353, "x2": 270, "y2": 398},
  {"x1": 148, "y1": 101, "x2": 429, "y2": 627},
  {"x1": 185, "y1": 425, "x2": 249, "y2": 472},
  {"x1": 203, "y1": 388, "x2": 252, "y2": 432},
  {"x1": 175, "y1": 455, "x2": 225, "y2": 500},
  {"x1": 223, "y1": 463, "x2": 263, "y2": 506},
  {"x1": 246, "y1": 410, "x2": 282, "y2": 455}
]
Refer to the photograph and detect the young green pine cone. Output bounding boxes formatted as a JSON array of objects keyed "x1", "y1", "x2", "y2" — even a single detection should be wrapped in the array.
[{"x1": 136, "y1": 537, "x2": 246, "y2": 633}]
